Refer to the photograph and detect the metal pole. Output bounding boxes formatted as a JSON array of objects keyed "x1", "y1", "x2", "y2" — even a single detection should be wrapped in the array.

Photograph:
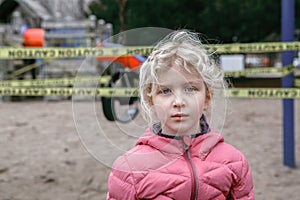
[{"x1": 281, "y1": 0, "x2": 295, "y2": 168}]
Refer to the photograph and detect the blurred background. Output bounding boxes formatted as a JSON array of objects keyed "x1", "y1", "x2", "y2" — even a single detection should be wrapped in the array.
[
  {"x1": 1, "y1": 0, "x2": 300, "y2": 88},
  {"x1": 0, "y1": 1, "x2": 300, "y2": 200}
]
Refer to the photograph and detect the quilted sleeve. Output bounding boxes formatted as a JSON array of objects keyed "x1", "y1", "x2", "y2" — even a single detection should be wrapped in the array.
[
  {"x1": 107, "y1": 168, "x2": 137, "y2": 200},
  {"x1": 230, "y1": 153, "x2": 254, "y2": 200}
]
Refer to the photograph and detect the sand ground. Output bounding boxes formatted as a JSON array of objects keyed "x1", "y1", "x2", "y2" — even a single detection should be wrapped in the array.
[{"x1": 0, "y1": 98, "x2": 299, "y2": 200}]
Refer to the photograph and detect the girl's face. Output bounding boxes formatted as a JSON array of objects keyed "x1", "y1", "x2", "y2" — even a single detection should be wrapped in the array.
[{"x1": 151, "y1": 65, "x2": 210, "y2": 136}]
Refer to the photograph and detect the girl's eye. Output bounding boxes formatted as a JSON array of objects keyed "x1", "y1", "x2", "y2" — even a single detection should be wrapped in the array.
[
  {"x1": 161, "y1": 88, "x2": 171, "y2": 94},
  {"x1": 185, "y1": 87, "x2": 196, "y2": 92}
]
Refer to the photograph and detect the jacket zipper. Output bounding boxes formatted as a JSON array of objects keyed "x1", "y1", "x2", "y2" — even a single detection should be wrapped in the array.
[{"x1": 183, "y1": 143, "x2": 199, "y2": 200}]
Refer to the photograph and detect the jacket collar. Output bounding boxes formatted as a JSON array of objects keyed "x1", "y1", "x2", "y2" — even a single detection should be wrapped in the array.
[
  {"x1": 151, "y1": 114, "x2": 210, "y2": 140},
  {"x1": 136, "y1": 116, "x2": 224, "y2": 158}
]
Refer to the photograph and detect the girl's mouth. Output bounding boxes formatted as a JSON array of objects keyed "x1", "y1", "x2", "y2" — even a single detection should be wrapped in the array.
[{"x1": 171, "y1": 113, "x2": 188, "y2": 120}]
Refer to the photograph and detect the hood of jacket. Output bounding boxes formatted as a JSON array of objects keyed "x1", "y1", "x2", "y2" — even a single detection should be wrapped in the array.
[{"x1": 136, "y1": 127, "x2": 224, "y2": 160}]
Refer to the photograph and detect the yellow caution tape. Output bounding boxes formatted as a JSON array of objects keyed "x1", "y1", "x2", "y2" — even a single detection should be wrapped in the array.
[
  {"x1": 224, "y1": 65, "x2": 294, "y2": 77},
  {"x1": 0, "y1": 86, "x2": 300, "y2": 98},
  {"x1": 8, "y1": 61, "x2": 48, "y2": 78},
  {"x1": 0, "y1": 87, "x2": 138, "y2": 97},
  {"x1": 205, "y1": 41, "x2": 300, "y2": 54},
  {"x1": 5, "y1": 61, "x2": 293, "y2": 87},
  {"x1": 9, "y1": 58, "x2": 80, "y2": 79},
  {"x1": 1, "y1": 41, "x2": 300, "y2": 59},
  {"x1": 295, "y1": 79, "x2": 300, "y2": 88},
  {"x1": 226, "y1": 88, "x2": 300, "y2": 99},
  {"x1": 0, "y1": 46, "x2": 153, "y2": 59},
  {"x1": 0, "y1": 76, "x2": 110, "y2": 87}
]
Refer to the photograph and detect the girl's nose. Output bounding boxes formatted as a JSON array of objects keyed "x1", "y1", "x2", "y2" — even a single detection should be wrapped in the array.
[{"x1": 173, "y1": 94, "x2": 185, "y2": 107}]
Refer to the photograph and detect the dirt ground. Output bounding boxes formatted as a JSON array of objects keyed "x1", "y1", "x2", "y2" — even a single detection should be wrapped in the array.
[{"x1": 0, "y1": 98, "x2": 299, "y2": 200}]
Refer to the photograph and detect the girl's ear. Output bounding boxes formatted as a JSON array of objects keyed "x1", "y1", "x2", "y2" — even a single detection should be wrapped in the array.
[
  {"x1": 143, "y1": 85, "x2": 154, "y2": 106},
  {"x1": 144, "y1": 88, "x2": 154, "y2": 106},
  {"x1": 204, "y1": 88, "x2": 212, "y2": 111},
  {"x1": 146, "y1": 94, "x2": 153, "y2": 106}
]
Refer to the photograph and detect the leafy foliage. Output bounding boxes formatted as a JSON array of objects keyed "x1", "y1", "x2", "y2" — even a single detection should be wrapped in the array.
[{"x1": 89, "y1": 0, "x2": 300, "y2": 43}]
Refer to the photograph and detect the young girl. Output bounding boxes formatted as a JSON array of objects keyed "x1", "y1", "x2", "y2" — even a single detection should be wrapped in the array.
[{"x1": 107, "y1": 30, "x2": 254, "y2": 200}]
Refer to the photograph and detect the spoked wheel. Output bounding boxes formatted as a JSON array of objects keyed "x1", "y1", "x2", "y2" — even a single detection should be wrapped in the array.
[{"x1": 102, "y1": 71, "x2": 139, "y2": 123}]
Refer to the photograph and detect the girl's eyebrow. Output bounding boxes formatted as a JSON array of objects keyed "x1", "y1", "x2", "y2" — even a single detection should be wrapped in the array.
[
  {"x1": 186, "y1": 80, "x2": 204, "y2": 85},
  {"x1": 156, "y1": 81, "x2": 204, "y2": 87},
  {"x1": 155, "y1": 83, "x2": 170, "y2": 88}
]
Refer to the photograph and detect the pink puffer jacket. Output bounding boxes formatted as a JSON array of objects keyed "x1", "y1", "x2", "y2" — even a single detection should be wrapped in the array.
[{"x1": 107, "y1": 127, "x2": 254, "y2": 200}]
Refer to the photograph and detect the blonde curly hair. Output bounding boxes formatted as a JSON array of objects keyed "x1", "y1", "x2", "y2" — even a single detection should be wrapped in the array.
[{"x1": 139, "y1": 29, "x2": 227, "y2": 125}]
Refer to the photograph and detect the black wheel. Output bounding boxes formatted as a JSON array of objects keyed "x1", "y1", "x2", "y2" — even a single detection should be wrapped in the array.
[{"x1": 102, "y1": 71, "x2": 139, "y2": 123}]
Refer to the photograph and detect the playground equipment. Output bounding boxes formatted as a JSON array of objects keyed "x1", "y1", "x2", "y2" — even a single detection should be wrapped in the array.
[{"x1": 0, "y1": 0, "x2": 141, "y2": 122}]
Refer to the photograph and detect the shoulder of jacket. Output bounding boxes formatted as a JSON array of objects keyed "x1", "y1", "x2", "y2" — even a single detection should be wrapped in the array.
[
  {"x1": 205, "y1": 141, "x2": 248, "y2": 171},
  {"x1": 214, "y1": 142, "x2": 251, "y2": 180}
]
